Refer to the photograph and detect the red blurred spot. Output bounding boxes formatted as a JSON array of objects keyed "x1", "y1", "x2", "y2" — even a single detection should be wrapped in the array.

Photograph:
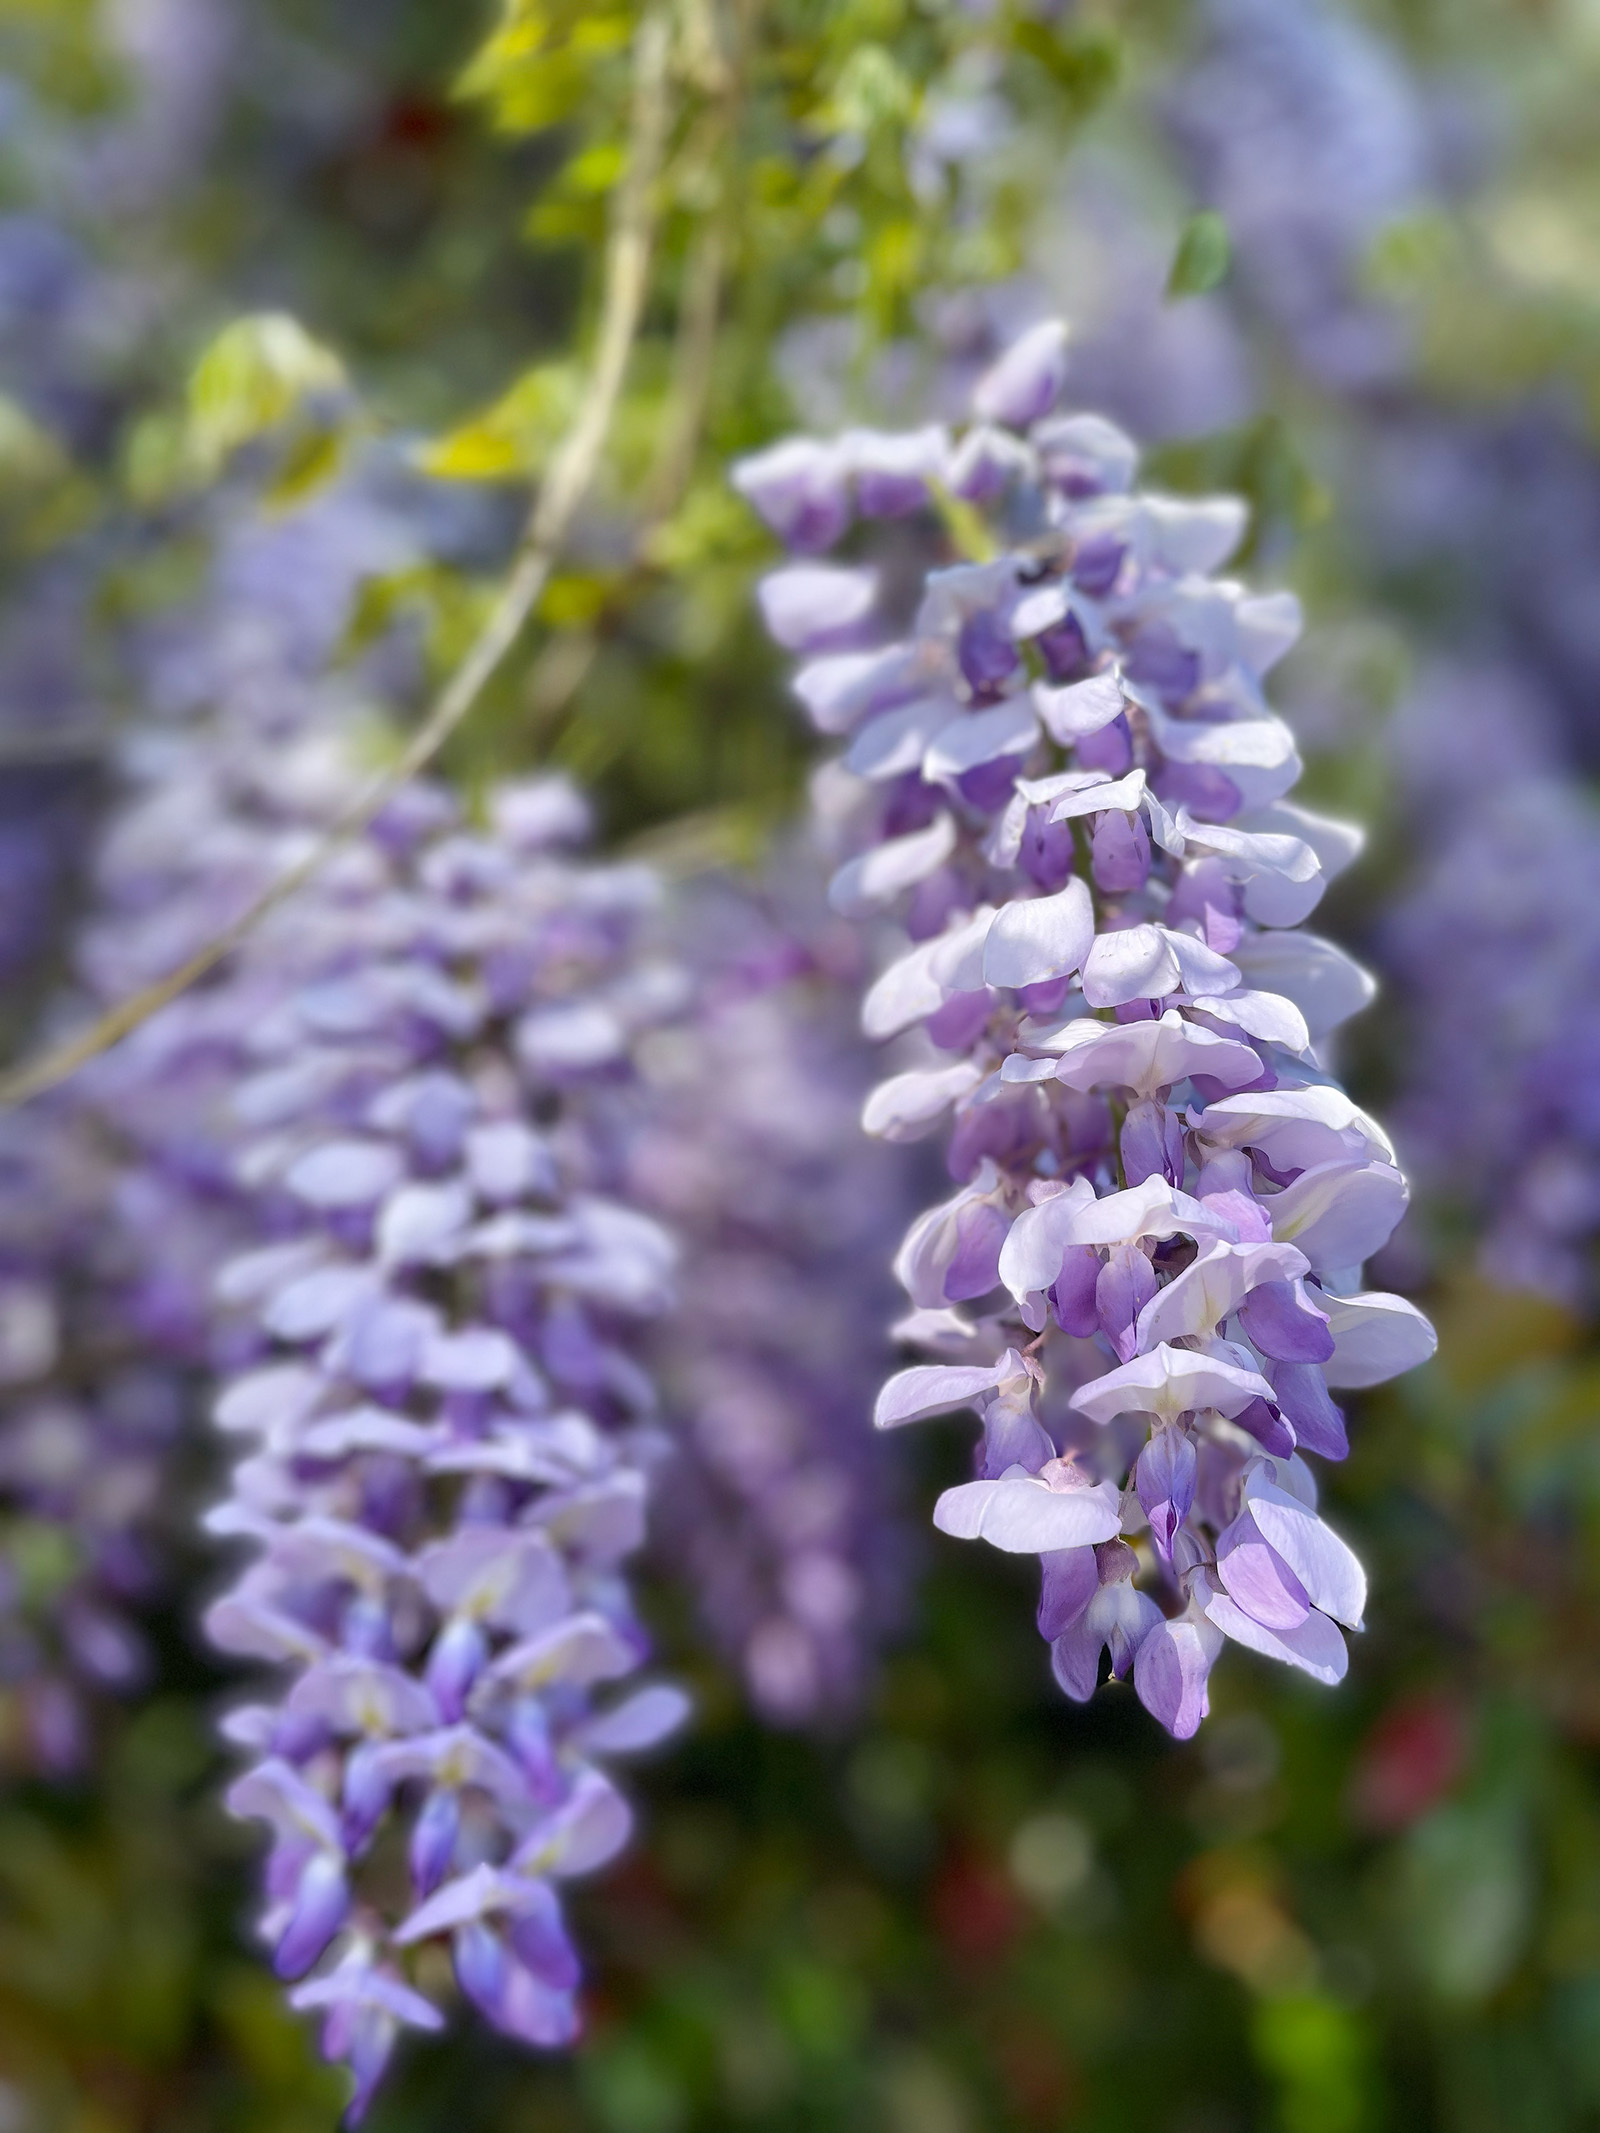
[
  {"x1": 930, "y1": 1847, "x2": 1026, "y2": 1966},
  {"x1": 1348, "y1": 1694, "x2": 1468, "y2": 1832},
  {"x1": 380, "y1": 95, "x2": 453, "y2": 151}
]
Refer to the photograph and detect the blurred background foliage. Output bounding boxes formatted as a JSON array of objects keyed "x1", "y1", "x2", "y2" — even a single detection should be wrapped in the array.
[{"x1": 4, "y1": 1, "x2": 1600, "y2": 2129}]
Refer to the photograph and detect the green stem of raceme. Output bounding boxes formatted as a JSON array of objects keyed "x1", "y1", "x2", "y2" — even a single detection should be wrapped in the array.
[{"x1": 0, "y1": 9, "x2": 677, "y2": 1111}]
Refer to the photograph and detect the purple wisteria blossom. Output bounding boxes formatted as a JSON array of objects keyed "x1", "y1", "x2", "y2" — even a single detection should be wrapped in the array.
[
  {"x1": 735, "y1": 317, "x2": 1435, "y2": 1740},
  {"x1": 0, "y1": 456, "x2": 692, "y2": 2119},
  {"x1": 630, "y1": 868, "x2": 916, "y2": 1724},
  {"x1": 201, "y1": 772, "x2": 689, "y2": 2117}
]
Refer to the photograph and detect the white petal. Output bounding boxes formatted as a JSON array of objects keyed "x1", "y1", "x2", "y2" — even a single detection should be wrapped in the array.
[
  {"x1": 1192, "y1": 1085, "x2": 1393, "y2": 1170},
  {"x1": 1321, "y1": 1291, "x2": 1438, "y2": 1389},
  {"x1": 932, "y1": 1475, "x2": 1123, "y2": 1553},
  {"x1": 1176, "y1": 812, "x2": 1325, "y2": 927},
  {"x1": 1048, "y1": 1009, "x2": 1262, "y2": 1098},
  {"x1": 1146, "y1": 494, "x2": 1248, "y2": 573},
  {"x1": 874, "y1": 1358, "x2": 1010, "y2": 1429},
  {"x1": 1082, "y1": 925, "x2": 1181, "y2": 1009},
  {"x1": 1243, "y1": 1479, "x2": 1367, "y2": 1629},
  {"x1": 1048, "y1": 767, "x2": 1147, "y2": 822},
  {"x1": 377, "y1": 1181, "x2": 473, "y2": 1268},
  {"x1": 1143, "y1": 701, "x2": 1301, "y2": 810},
  {"x1": 1234, "y1": 590, "x2": 1303, "y2": 674},
  {"x1": 982, "y1": 878, "x2": 1094, "y2": 990},
  {"x1": 1230, "y1": 931, "x2": 1377, "y2": 1040},
  {"x1": 792, "y1": 643, "x2": 929, "y2": 736},
  {"x1": 1032, "y1": 673, "x2": 1124, "y2": 744},
  {"x1": 1192, "y1": 988, "x2": 1311, "y2": 1052},
  {"x1": 845, "y1": 694, "x2": 961, "y2": 780},
  {"x1": 924, "y1": 697, "x2": 1041, "y2": 784},
  {"x1": 1203, "y1": 1586, "x2": 1348, "y2": 1683},
  {"x1": 829, "y1": 813, "x2": 958, "y2": 919},
  {"x1": 1160, "y1": 927, "x2": 1241, "y2": 998},
  {"x1": 757, "y1": 563, "x2": 877, "y2": 650},
  {"x1": 1057, "y1": 1177, "x2": 1237, "y2": 1250},
  {"x1": 1134, "y1": 1239, "x2": 1310, "y2": 1349},
  {"x1": 1069, "y1": 1343, "x2": 1276, "y2": 1426},
  {"x1": 862, "y1": 1060, "x2": 985, "y2": 1141},
  {"x1": 1242, "y1": 799, "x2": 1363, "y2": 879},
  {"x1": 997, "y1": 1178, "x2": 1096, "y2": 1304},
  {"x1": 1267, "y1": 1159, "x2": 1408, "y2": 1272}
]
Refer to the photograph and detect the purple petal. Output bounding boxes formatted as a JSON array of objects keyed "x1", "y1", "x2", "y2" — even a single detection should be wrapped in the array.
[
  {"x1": 1268, "y1": 1362, "x2": 1348, "y2": 1460},
  {"x1": 1133, "y1": 1609, "x2": 1222, "y2": 1740},
  {"x1": 1038, "y1": 1546, "x2": 1100, "y2": 1639},
  {"x1": 972, "y1": 319, "x2": 1069, "y2": 428},
  {"x1": 1238, "y1": 1278, "x2": 1335, "y2": 1363},
  {"x1": 274, "y1": 1851, "x2": 351, "y2": 1980},
  {"x1": 1215, "y1": 1511, "x2": 1311, "y2": 1630},
  {"x1": 1135, "y1": 1428, "x2": 1198, "y2": 1561}
]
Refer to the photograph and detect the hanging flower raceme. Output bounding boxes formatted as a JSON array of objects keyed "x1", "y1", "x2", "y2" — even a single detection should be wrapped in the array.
[
  {"x1": 734, "y1": 315, "x2": 1436, "y2": 1740},
  {"x1": 629, "y1": 866, "x2": 917, "y2": 1725},
  {"x1": 0, "y1": 480, "x2": 433, "y2": 1776},
  {"x1": 203, "y1": 774, "x2": 689, "y2": 2120}
]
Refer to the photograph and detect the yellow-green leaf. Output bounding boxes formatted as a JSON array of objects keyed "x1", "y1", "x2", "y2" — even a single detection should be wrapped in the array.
[
  {"x1": 186, "y1": 313, "x2": 347, "y2": 474},
  {"x1": 420, "y1": 360, "x2": 580, "y2": 482}
]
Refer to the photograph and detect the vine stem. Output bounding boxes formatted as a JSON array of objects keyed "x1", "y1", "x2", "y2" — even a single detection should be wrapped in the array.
[{"x1": 0, "y1": 9, "x2": 674, "y2": 1111}]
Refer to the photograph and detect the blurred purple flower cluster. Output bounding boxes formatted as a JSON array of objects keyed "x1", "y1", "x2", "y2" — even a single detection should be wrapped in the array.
[
  {"x1": 0, "y1": 1102, "x2": 189, "y2": 1770},
  {"x1": 631, "y1": 867, "x2": 916, "y2": 1725},
  {"x1": 0, "y1": 426, "x2": 929, "y2": 2106},
  {"x1": 200, "y1": 773, "x2": 689, "y2": 2120},
  {"x1": 0, "y1": 478, "x2": 439, "y2": 1779},
  {"x1": 737, "y1": 317, "x2": 1435, "y2": 1739},
  {"x1": 1384, "y1": 745, "x2": 1600, "y2": 1309}
]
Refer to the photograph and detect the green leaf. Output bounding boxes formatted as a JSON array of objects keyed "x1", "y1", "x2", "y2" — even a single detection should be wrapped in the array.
[
  {"x1": 186, "y1": 314, "x2": 347, "y2": 475},
  {"x1": 1167, "y1": 210, "x2": 1232, "y2": 300},
  {"x1": 457, "y1": 0, "x2": 634, "y2": 135},
  {"x1": 420, "y1": 360, "x2": 580, "y2": 481},
  {"x1": 817, "y1": 44, "x2": 917, "y2": 141},
  {"x1": 0, "y1": 395, "x2": 69, "y2": 491},
  {"x1": 1008, "y1": 19, "x2": 1122, "y2": 115}
]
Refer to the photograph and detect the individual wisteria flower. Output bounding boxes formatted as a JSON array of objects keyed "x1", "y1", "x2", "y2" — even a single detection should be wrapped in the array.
[
  {"x1": 202, "y1": 772, "x2": 690, "y2": 2118},
  {"x1": 735, "y1": 315, "x2": 1436, "y2": 1740},
  {"x1": 628, "y1": 866, "x2": 916, "y2": 1724}
]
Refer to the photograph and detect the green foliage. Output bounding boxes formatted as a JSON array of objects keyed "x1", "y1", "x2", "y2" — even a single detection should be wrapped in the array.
[
  {"x1": 184, "y1": 314, "x2": 349, "y2": 482},
  {"x1": 422, "y1": 359, "x2": 580, "y2": 481},
  {"x1": 1167, "y1": 206, "x2": 1232, "y2": 297}
]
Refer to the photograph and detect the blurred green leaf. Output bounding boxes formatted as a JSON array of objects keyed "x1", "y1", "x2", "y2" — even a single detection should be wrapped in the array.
[
  {"x1": 1167, "y1": 209, "x2": 1232, "y2": 299},
  {"x1": 421, "y1": 361, "x2": 579, "y2": 481},
  {"x1": 185, "y1": 314, "x2": 347, "y2": 480}
]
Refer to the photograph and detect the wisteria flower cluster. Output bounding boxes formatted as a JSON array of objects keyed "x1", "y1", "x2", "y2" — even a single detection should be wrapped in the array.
[
  {"x1": 736, "y1": 316, "x2": 1437, "y2": 1738},
  {"x1": 202, "y1": 773, "x2": 689, "y2": 2118}
]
